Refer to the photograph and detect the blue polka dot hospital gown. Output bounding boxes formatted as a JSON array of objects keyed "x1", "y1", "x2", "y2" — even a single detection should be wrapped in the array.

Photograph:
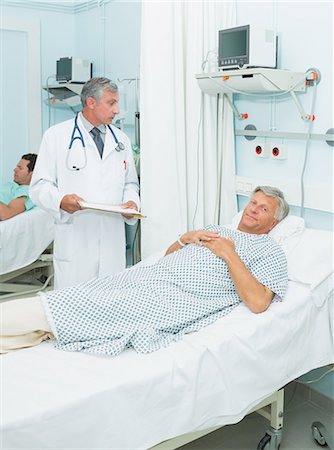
[{"x1": 41, "y1": 226, "x2": 288, "y2": 356}]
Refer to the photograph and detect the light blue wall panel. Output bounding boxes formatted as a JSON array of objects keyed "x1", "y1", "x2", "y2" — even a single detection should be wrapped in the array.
[
  {"x1": 233, "y1": 1, "x2": 333, "y2": 230},
  {"x1": 2, "y1": 4, "x2": 76, "y2": 140},
  {"x1": 39, "y1": 16, "x2": 76, "y2": 130},
  {"x1": 74, "y1": 1, "x2": 142, "y2": 143},
  {"x1": 0, "y1": 29, "x2": 28, "y2": 183}
]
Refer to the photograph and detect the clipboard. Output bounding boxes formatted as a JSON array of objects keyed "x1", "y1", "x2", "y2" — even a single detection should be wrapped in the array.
[{"x1": 78, "y1": 201, "x2": 146, "y2": 219}]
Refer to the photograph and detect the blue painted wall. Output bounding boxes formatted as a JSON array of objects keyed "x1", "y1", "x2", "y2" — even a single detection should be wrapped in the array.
[
  {"x1": 74, "y1": 1, "x2": 141, "y2": 143},
  {"x1": 1, "y1": 1, "x2": 141, "y2": 183},
  {"x1": 1, "y1": 4, "x2": 76, "y2": 182},
  {"x1": 233, "y1": 1, "x2": 333, "y2": 231},
  {"x1": 0, "y1": 28, "x2": 28, "y2": 183}
]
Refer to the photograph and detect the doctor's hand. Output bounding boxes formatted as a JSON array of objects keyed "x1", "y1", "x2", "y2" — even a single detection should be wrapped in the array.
[
  {"x1": 60, "y1": 194, "x2": 85, "y2": 213},
  {"x1": 121, "y1": 201, "x2": 138, "y2": 219}
]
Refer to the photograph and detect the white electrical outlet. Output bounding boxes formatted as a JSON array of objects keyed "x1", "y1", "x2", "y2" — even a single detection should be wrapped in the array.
[
  {"x1": 253, "y1": 142, "x2": 269, "y2": 158},
  {"x1": 270, "y1": 143, "x2": 288, "y2": 159}
]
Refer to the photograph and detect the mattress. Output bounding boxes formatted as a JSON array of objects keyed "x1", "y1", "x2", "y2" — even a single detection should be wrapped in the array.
[
  {"x1": 0, "y1": 207, "x2": 54, "y2": 275},
  {"x1": 1, "y1": 279, "x2": 333, "y2": 449}
]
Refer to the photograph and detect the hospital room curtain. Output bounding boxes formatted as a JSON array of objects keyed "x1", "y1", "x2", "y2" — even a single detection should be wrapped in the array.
[{"x1": 140, "y1": 1, "x2": 237, "y2": 258}]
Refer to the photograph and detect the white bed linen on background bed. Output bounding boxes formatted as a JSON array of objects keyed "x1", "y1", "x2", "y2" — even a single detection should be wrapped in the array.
[
  {"x1": 2, "y1": 279, "x2": 333, "y2": 449},
  {"x1": 0, "y1": 207, "x2": 54, "y2": 275}
]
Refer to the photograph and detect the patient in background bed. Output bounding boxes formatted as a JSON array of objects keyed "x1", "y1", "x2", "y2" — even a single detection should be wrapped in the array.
[
  {"x1": 0, "y1": 186, "x2": 289, "y2": 356},
  {"x1": 0, "y1": 154, "x2": 37, "y2": 221}
]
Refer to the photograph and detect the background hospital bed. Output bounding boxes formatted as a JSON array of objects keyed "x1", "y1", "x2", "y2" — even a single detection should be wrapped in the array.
[
  {"x1": 1, "y1": 224, "x2": 333, "y2": 450},
  {"x1": 0, "y1": 207, "x2": 54, "y2": 299}
]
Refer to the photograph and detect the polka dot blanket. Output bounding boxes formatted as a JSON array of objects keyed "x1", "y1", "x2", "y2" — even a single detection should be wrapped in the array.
[{"x1": 41, "y1": 225, "x2": 288, "y2": 356}]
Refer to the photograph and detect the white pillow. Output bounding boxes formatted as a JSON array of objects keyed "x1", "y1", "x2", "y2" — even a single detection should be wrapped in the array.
[
  {"x1": 286, "y1": 228, "x2": 333, "y2": 306},
  {"x1": 269, "y1": 215, "x2": 305, "y2": 245}
]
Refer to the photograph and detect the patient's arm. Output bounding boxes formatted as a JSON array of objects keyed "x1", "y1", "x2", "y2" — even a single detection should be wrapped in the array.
[
  {"x1": 165, "y1": 230, "x2": 220, "y2": 255},
  {"x1": 202, "y1": 237, "x2": 274, "y2": 314},
  {"x1": 0, "y1": 197, "x2": 26, "y2": 221}
]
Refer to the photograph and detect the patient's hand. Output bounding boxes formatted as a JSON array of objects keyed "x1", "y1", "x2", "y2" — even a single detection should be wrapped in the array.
[
  {"x1": 202, "y1": 236, "x2": 236, "y2": 260},
  {"x1": 180, "y1": 230, "x2": 220, "y2": 246},
  {"x1": 165, "y1": 229, "x2": 220, "y2": 256},
  {"x1": 60, "y1": 194, "x2": 84, "y2": 213}
]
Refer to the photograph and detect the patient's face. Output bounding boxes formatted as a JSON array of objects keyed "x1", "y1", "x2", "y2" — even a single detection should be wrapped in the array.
[
  {"x1": 238, "y1": 192, "x2": 279, "y2": 235},
  {"x1": 13, "y1": 159, "x2": 32, "y2": 186}
]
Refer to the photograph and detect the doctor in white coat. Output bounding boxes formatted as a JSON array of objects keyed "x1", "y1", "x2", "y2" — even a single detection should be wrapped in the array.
[{"x1": 30, "y1": 77, "x2": 140, "y2": 289}]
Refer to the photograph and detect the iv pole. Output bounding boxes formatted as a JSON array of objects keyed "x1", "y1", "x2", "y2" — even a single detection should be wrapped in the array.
[{"x1": 117, "y1": 77, "x2": 140, "y2": 147}]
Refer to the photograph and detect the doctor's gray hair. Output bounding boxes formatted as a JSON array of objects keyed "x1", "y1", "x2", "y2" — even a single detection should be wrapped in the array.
[
  {"x1": 81, "y1": 77, "x2": 118, "y2": 106},
  {"x1": 252, "y1": 186, "x2": 289, "y2": 221}
]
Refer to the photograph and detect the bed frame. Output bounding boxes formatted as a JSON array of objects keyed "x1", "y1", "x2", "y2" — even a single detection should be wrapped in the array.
[
  {"x1": 0, "y1": 248, "x2": 54, "y2": 300},
  {"x1": 151, "y1": 389, "x2": 284, "y2": 450}
]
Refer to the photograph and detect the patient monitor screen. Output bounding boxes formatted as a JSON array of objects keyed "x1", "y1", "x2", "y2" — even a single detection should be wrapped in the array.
[
  {"x1": 56, "y1": 57, "x2": 72, "y2": 82},
  {"x1": 219, "y1": 28, "x2": 247, "y2": 59}
]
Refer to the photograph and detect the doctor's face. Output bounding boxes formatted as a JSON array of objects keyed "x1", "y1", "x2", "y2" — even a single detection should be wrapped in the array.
[
  {"x1": 238, "y1": 191, "x2": 279, "y2": 235},
  {"x1": 86, "y1": 90, "x2": 120, "y2": 126}
]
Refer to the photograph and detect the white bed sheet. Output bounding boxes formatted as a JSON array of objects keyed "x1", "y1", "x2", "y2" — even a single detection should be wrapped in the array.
[
  {"x1": 2, "y1": 280, "x2": 333, "y2": 449},
  {"x1": 0, "y1": 208, "x2": 54, "y2": 275}
]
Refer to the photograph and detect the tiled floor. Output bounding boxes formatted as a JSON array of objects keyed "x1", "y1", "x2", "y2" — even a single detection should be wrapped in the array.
[{"x1": 178, "y1": 382, "x2": 334, "y2": 450}]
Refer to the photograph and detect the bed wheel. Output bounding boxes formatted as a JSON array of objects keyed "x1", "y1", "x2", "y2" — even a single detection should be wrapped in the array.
[
  {"x1": 257, "y1": 433, "x2": 271, "y2": 450},
  {"x1": 257, "y1": 427, "x2": 282, "y2": 450},
  {"x1": 312, "y1": 421, "x2": 332, "y2": 447}
]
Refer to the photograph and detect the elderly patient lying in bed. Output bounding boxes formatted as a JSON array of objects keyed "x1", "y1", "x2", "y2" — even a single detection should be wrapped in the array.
[{"x1": 0, "y1": 186, "x2": 289, "y2": 356}]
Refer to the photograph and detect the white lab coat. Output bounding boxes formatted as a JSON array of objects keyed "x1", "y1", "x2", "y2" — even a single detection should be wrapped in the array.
[{"x1": 30, "y1": 114, "x2": 140, "y2": 289}]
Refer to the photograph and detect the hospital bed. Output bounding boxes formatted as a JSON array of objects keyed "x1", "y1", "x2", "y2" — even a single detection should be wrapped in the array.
[
  {"x1": 1, "y1": 218, "x2": 333, "y2": 450},
  {"x1": 0, "y1": 207, "x2": 54, "y2": 298}
]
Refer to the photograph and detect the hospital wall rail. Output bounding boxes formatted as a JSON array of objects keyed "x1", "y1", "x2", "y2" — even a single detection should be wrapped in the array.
[{"x1": 235, "y1": 127, "x2": 334, "y2": 145}]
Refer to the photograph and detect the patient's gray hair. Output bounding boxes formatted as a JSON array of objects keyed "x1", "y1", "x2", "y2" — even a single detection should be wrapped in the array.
[
  {"x1": 252, "y1": 186, "x2": 289, "y2": 221},
  {"x1": 81, "y1": 77, "x2": 118, "y2": 107}
]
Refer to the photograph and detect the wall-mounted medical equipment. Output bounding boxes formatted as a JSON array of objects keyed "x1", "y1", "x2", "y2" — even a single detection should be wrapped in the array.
[
  {"x1": 270, "y1": 144, "x2": 288, "y2": 159},
  {"x1": 253, "y1": 143, "x2": 269, "y2": 158},
  {"x1": 252, "y1": 142, "x2": 288, "y2": 159},
  {"x1": 56, "y1": 57, "x2": 92, "y2": 83},
  {"x1": 43, "y1": 82, "x2": 84, "y2": 111},
  {"x1": 218, "y1": 25, "x2": 277, "y2": 70},
  {"x1": 196, "y1": 67, "x2": 321, "y2": 122},
  {"x1": 197, "y1": 68, "x2": 305, "y2": 94}
]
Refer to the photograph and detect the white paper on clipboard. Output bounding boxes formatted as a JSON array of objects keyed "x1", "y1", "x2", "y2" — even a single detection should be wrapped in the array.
[{"x1": 78, "y1": 202, "x2": 146, "y2": 219}]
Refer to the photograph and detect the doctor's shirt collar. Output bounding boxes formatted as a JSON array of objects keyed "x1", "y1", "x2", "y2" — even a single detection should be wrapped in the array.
[{"x1": 79, "y1": 112, "x2": 106, "y2": 135}]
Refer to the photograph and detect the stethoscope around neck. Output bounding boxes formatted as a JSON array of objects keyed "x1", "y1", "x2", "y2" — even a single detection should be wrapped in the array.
[{"x1": 67, "y1": 114, "x2": 125, "y2": 171}]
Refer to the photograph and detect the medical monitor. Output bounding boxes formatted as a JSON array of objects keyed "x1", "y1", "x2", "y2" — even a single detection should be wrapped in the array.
[
  {"x1": 56, "y1": 58, "x2": 72, "y2": 82},
  {"x1": 56, "y1": 57, "x2": 92, "y2": 83},
  {"x1": 218, "y1": 25, "x2": 277, "y2": 70}
]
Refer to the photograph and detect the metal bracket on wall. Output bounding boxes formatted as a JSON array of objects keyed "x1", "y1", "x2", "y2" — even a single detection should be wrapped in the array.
[
  {"x1": 289, "y1": 67, "x2": 321, "y2": 121},
  {"x1": 215, "y1": 67, "x2": 321, "y2": 122},
  {"x1": 325, "y1": 128, "x2": 334, "y2": 147},
  {"x1": 223, "y1": 93, "x2": 248, "y2": 120}
]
